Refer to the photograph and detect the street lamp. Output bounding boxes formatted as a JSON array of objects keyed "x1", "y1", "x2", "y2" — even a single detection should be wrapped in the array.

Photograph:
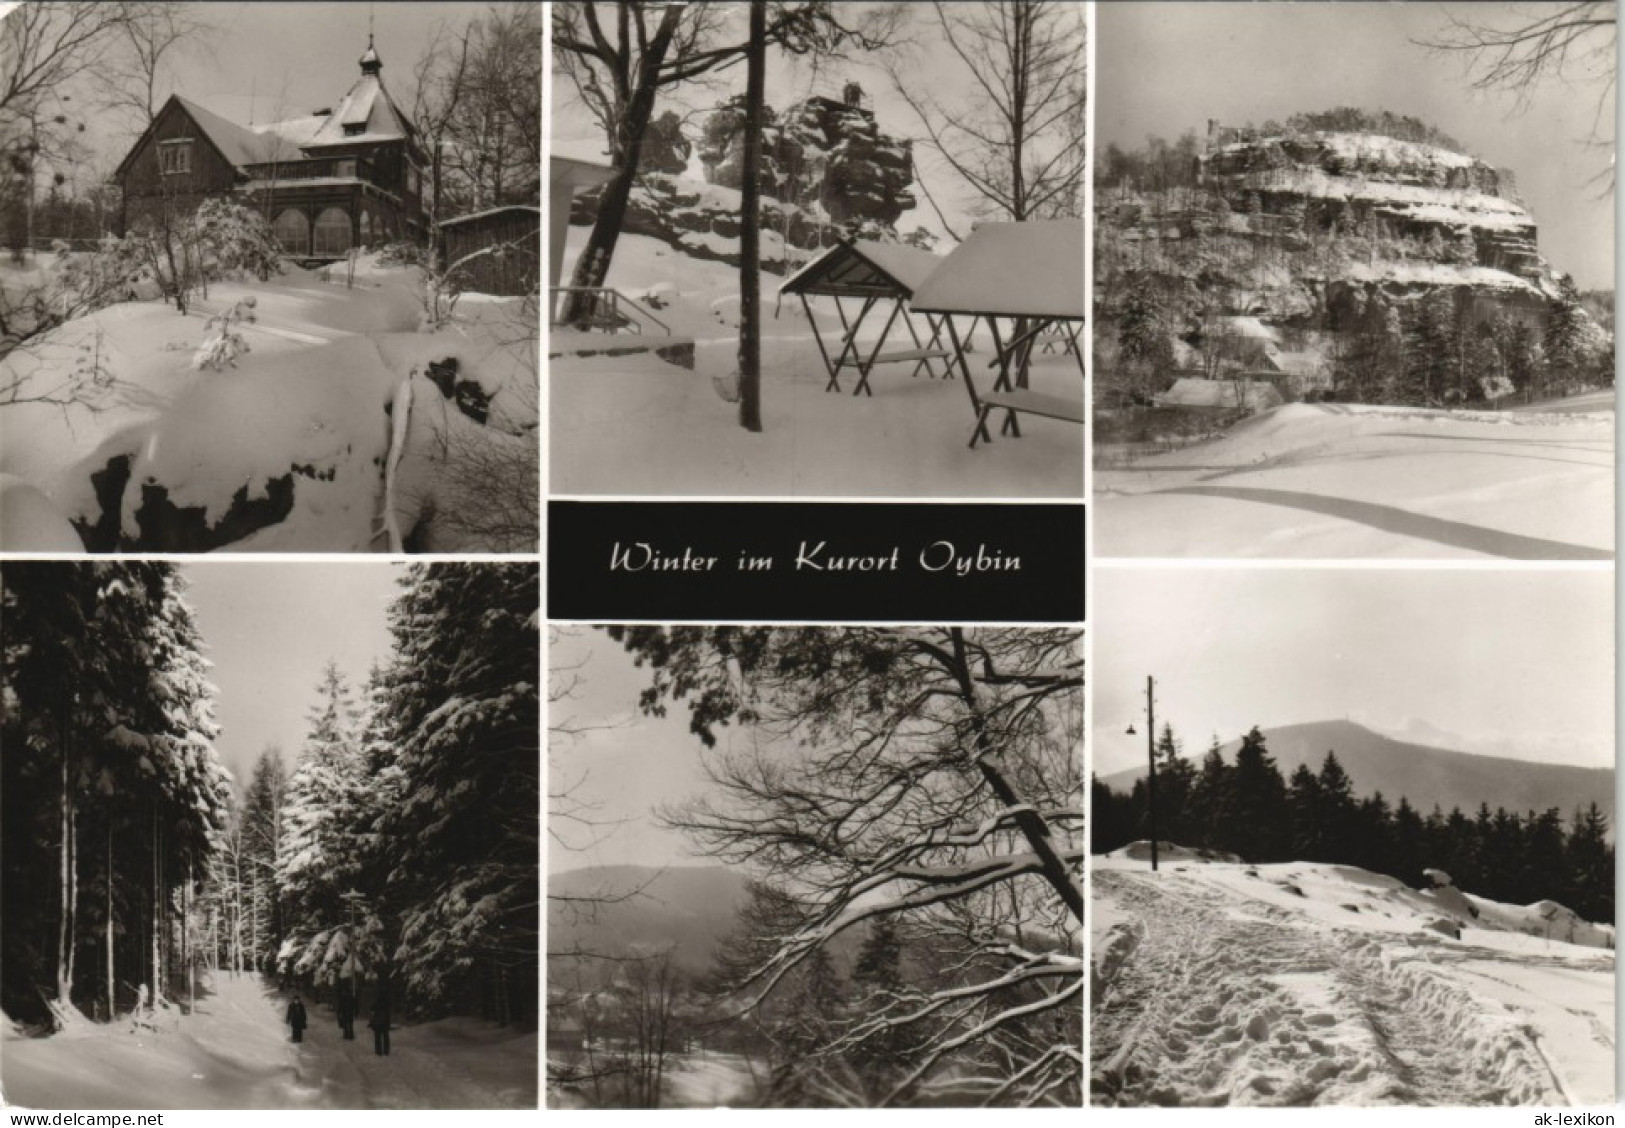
[{"x1": 1127, "y1": 676, "x2": 1159, "y2": 872}]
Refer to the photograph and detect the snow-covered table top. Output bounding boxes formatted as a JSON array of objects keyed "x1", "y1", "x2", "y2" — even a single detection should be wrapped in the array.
[{"x1": 911, "y1": 219, "x2": 1085, "y2": 320}]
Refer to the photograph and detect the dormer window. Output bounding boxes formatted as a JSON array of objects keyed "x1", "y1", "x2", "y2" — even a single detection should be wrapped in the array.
[
  {"x1": 159, "y1": 139, "x2": 192, "y2": 175},
  {"x1": 344, "y1": 122, "x2": 365, "y2": 137}
]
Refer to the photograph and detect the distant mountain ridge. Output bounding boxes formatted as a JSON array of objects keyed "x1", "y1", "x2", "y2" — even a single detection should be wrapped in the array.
[
  {"x1": 1100, "y1": 720, "x2": 1614, "y2": 827},
  {"x1": 548, "y1": 864, "x2": 752, "y2": 978}
]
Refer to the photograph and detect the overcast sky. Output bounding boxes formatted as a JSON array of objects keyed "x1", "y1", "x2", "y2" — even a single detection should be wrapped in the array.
[
  {"x1": 180, "y1": 562, "x2": 400, "y2": 791},
  {"x1": 1096, "y1": 1, "x2": 1615, "y2": 290},
  {"x1": 548, "y1": 626, "x2": 731, "y2": 875},
  {"x1": 1092, "y1": 566, "x2": 1615, "y2": 778}
]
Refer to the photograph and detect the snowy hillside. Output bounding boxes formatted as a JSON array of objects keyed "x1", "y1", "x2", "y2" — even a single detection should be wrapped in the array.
[
  {"x1": 548, "y1": 865, "x2": 752, "y2": 977},
  {"x1": 0, "y1": 257, "x2": 538, "y2": 552},
  {"x1": 1095, "y1": 401, "x2": 1612, "y2": 558},
  {"x1": 1092, "y1": 846, "x2": 1615, "y2": 1106}
]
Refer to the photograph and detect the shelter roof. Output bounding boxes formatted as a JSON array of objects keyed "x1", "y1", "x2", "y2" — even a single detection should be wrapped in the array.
[
  {"x1": 910, "y1": 219, "x2": 1084, "y2": 320},
  {"x1": 780, "y1": 239, "x2": 944, "y2": 298}
]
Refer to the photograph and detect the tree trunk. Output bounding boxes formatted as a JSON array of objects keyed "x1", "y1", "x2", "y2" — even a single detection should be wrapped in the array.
[
  {"x1": 55, "y1": 711, "x2": 73, "y2": 1006},
  {"x1": 150, "y1": 812, "x2": 161, "y2": 1004},
  {"x1": 736, "y1": 0, "x2": 766, "y2": 433},
  {"x1": 945, "y1": 629, "x2": 1083, "y2": 922},
  {"x1": 185, "y1": 855, "x2": 194, "y2": 1010},
  {"x1": 562, "y1": 11, "x2": 683, "y2": 322},
  {"x1": 106, "y1": 824, "x2": 115, "y2": 1020},
  {"x1": 66, "y1": 782, "x2": 77, "y2": 992}
]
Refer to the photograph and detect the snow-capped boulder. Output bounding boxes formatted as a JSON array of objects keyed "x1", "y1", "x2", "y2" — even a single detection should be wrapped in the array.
[{"x1": 0, "y1": 474, "x2": 84, "y2": 551}]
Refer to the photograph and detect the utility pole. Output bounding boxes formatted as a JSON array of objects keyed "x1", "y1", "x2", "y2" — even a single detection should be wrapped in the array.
[{"x1": 1146, "y1": 676, "x2": 1159, "y2": 873}]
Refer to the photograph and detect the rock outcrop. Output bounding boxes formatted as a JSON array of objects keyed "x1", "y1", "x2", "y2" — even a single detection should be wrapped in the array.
[
  {"x1": 1099, "y1": 122, "x2": 1573, "y2": 343},
  {"x1": 569, "y1": 92, "x2": 920, "y2": 272},
  {"x1": 698, "y1": 95, "x2": 915, "y2": 229}
]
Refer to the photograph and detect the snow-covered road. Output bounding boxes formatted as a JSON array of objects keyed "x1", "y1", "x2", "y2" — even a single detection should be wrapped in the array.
[
  {"x1": 1094, "y1": 402, "x2": 1613, "y2": 559},
  {"x1": 1091, "y1": 865, "x2": 1613, "y2": 1107},
  {"x1": 2, "y1": 975, "x2": 537, "y2": 1110}
]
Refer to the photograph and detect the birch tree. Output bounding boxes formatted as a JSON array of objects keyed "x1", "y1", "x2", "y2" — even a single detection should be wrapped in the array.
[{"x1": 887, "y1": 2, "x2": 1087, "y2": 232}]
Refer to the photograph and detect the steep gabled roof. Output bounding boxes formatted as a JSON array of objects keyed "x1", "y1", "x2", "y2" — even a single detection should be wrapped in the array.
[
  {"x1": 115, "y1": 94, "x2": 278, "y2": 178},
  {"x1": 301, "y1": 71, "x2": 413, "y2": 148},
  {"x1": 172, "y1": 96, "x2": 284, "y2": 167}
]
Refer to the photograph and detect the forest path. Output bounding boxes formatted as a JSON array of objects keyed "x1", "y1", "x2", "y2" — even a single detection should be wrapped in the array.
[
  {"x1": 1, "y1": 973, "x2": 536, "y2": 1110},
  {"x1": 1091, "y1": 870, "x2": 1569, "y2": 1107}
]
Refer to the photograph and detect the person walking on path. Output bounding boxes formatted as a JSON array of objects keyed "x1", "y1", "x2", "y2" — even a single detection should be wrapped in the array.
[
  {"x1": 370, "y1": 990, "x2": 392, "y2": 1056},
  {"x1": 337, "y1": 983, "x2": 357, "y2": 1041},
  {"x1": 286, "y1": 995, "x2": 308, "y2": 1044}
]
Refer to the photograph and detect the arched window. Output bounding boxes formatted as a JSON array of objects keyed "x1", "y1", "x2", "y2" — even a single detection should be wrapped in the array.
[
  {"x1": 273, "y1": 209, "x2": 308, "y2": 254},
  {"x1": 313, "y1": 207, "x2": 351, "y2": 257}
]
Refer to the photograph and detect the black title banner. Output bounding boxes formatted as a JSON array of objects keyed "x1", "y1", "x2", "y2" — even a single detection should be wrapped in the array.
[{"x1": 548, "y1": 501, "x2": 1084, "y2": 622}]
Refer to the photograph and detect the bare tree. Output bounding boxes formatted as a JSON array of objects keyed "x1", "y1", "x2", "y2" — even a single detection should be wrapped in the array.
[
  {"x1": 0, "y1": 2, "x2": 134, "y2": 124},
  {"x1": 437, "y1": 4, "x2": 542, "y2": 212},
  {"x1": 408, "y1": 19, "x2": 475, "y2": 238},
  {"x1": 1, "y1": 2, "x2": 133, "y2": 263},
  {"x1": 1423, "y1": 3, "x2": 1615, "y2": 179},
  {"x1": 95, "y1": 2, "x2": 215, "y2": 130},
  {"x1": 610, "y1": 626, "x2": 1085, "y2": 1107},
  {"x1": 888, "y1": 2, "x2": 1087, "y2": 234}
]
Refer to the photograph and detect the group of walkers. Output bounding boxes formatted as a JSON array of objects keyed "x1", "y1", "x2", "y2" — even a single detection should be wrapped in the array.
[{"x1": 285, "y1": 983, "x2": 393, "y2": 1055}]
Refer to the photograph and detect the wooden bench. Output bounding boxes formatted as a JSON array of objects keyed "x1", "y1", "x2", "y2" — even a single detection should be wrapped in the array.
[
  {"x1": 970, "y1": 389, "x2": 1085, "y2": 448},
  {"x1": 845, "y1": 346, "x2": 954, "y2": 396},
  {"x1": 838, "y1": 348, "x2": 951, "y2": 367}
]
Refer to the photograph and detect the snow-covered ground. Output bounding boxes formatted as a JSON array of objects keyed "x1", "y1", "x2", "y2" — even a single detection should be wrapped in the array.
[
  {"x1": 1, "y1": 974, "x2": 537, "y2": 1109},
  {"x1": 547, "y1": 1049, "x2": 762, "y2": 1109},
  {"x1": 0, "y1": 257, "x2": 538, "y2": 551},
  {"x1": 1095, "y1": 401, "x2": 1613, "y2": 558},
  {"x1": 1092, "y1": 847, "x2": 1615, "y2": 1107},
  {"x1": 549, "y1": 230, "x2": 1083, "y2": 498}
]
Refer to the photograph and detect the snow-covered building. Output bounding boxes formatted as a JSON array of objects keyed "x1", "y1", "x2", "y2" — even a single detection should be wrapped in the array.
[
  {"x1": 439, "y1": 205, "x2": 541, "y2": 297},
  {"x1": 1154, "y1": 375, "x2": 1284, "y2": 414},
  {"x1": 115, "y1": 36, "x2": 428, "y2": 259}
]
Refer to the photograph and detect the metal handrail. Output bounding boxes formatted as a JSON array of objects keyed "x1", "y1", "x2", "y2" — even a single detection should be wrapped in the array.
[{"x1": 549, "y1": 286, "x2": 670, "y2": 336}]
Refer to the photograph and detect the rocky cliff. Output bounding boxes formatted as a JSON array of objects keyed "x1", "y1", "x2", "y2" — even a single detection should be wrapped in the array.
[
  {"x1": 1197, "y1": 129, "x2": 1547, "y2": 292},
  {"x1": 569, "y1": 93, "x2": 921, "y2": 273},
  {"x1": 1096, "y1": 121, "x2": 1584, "y2": 384},
  {"x1": 698, "y1": 94, "x2": 916, "y2": 229}
]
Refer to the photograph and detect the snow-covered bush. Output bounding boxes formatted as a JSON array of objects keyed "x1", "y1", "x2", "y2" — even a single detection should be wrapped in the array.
[
  {"x1": 1479, "y1": 373, "x2": 1515, "y2": 405},
  {"x1": 191, "y1": 297, "x2": 256, "y2": 371},
  {"x1": 122, "y1": 199, "x2": 281, "y2": 315}
]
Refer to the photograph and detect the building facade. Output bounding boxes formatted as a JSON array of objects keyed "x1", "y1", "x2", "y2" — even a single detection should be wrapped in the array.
[{"x1": 115, "y1": 38, "x2": 428, "y2": 260}]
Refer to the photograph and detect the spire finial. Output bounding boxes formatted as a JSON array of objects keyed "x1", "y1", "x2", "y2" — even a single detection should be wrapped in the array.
[{"x1": 359, "y1": 20, "x2": 382, "y2": 74}]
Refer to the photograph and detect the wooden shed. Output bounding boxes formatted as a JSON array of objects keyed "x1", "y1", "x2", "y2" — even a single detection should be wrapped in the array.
[{"x1": 439, "y1": 204, "x2": 541, "y2": 297}]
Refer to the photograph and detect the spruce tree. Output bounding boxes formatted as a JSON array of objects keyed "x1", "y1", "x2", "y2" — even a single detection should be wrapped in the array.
[
  {"x1": 376, "y1": 563, "x2": 539, "y2": 1017},
  {"x1": 276, "y1": 660, "x2": 366, "y2": 984},
  {"x1": 1225, "y1": 727, "x2": 1288, "y2": 862},
  {"x1": 1565, "y1": 804, "x2": 1613, "y2": 922}
]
